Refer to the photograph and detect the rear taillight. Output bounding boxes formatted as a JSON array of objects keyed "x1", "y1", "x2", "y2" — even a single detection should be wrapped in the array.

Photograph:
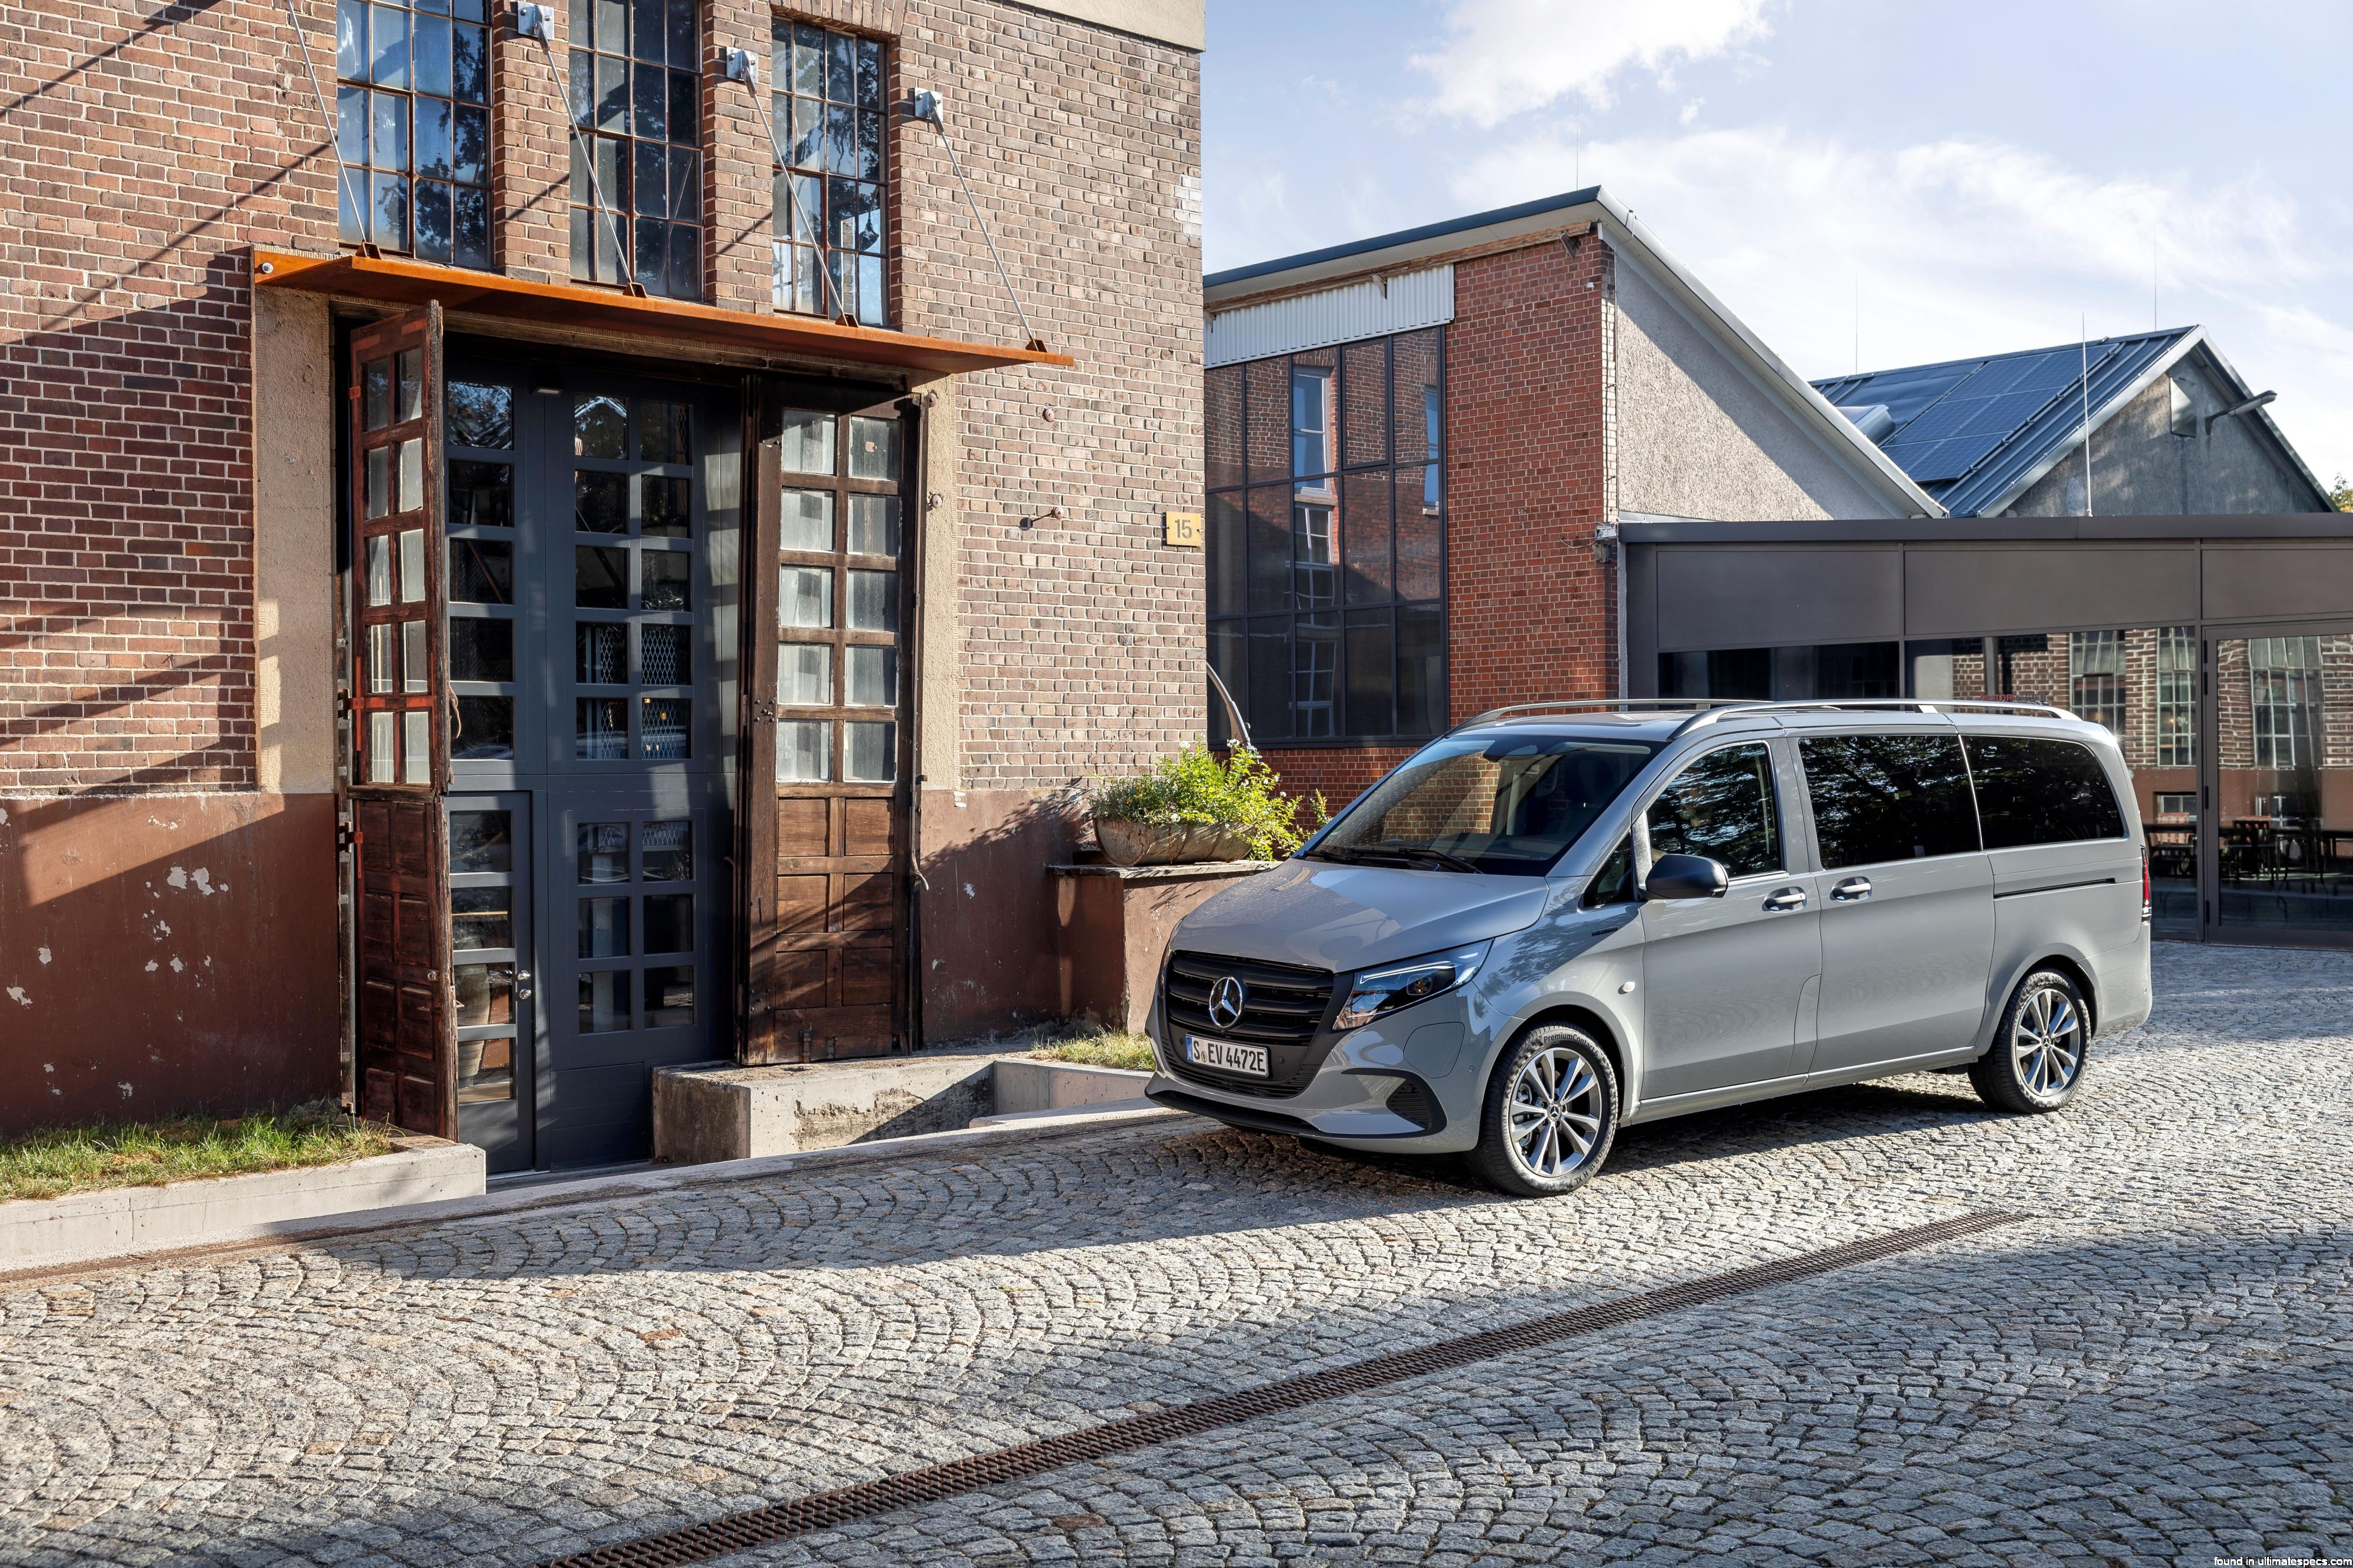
[{"x1": 2141, "y1": 846, "x2": 2152, "y2": 922}]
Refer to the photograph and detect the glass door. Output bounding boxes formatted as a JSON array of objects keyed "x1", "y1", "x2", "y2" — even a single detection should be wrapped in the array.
[
  {"x1": 532, "y1": 376, "x2": 736, "y2": 1167},
  {"x1": 2207, "y1": 622, "x2": 2353, "y2": 943},
  {"x1": 449, "y1": 794, "x2": 534, "y2": 1172}
]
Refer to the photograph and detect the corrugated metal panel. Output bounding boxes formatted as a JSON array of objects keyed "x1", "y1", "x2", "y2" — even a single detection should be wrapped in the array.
[{"x1": 1205, "y1": 266, "x2": 1454, "y2": 368}]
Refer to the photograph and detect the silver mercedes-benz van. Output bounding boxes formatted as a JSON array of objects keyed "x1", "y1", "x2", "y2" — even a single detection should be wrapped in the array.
[{"x1": 1145, "y1": 700, "x2": 2153, "y2": 1196}]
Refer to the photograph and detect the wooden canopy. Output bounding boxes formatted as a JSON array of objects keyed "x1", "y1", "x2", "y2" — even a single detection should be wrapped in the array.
[{"x1": 251, "y1": 249, "x2": 1072, "y2": 375}]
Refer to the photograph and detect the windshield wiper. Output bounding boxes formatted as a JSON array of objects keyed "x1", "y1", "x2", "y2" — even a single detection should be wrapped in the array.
[
  {"x1": 1308, "y1": 842, "x2": 1482, "y2": 874},
  {"x1": 1382, "y1": 844, "x2": 1482, "y2": 873}
]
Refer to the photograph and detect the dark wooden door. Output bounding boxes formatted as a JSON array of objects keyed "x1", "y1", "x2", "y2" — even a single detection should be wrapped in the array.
[
  {"x1": 348, "y1": 305, "x2": 455, "y2": 1136},
  {"x1": 742, "y1": 403, "x2": 914, "y2": 1062}
]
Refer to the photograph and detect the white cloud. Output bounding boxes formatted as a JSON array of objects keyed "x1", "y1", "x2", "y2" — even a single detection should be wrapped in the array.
[
  {"x1": 1411, "y1": 0, "x2": 1772, "y2": 128},
  {"x1": 1451, "y1": 125, "x2": 2353, "y2": 479}
]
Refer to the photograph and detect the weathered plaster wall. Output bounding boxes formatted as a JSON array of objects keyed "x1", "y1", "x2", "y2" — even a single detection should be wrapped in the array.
[
  {"x1": 0, "y1": 792, "x2": 339, "y2": 1136},
  {"x1": 2003, "y1": 355, "x2": 2329, "y2": 518},
  {"x1": 1614, "y1": 258, "x2": 1889, "y2": 522},
  {"x1": 249, "y1": 291, "x2": 336, "y2": 798}
]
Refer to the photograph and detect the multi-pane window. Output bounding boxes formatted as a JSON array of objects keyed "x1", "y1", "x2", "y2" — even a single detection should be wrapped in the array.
[
  {"x1": 769, "y1": 21, "x2": 888, "y2": 326},
  {"x1": 334, "y1": 0, "x2": 492, "y2": 266},
  {"x1": 446, "y1": 382, "x2": 518, "y2": 760},
  {"x1": 568, "y1": 0, "x2": 703, "y2": 299},
  {"x1": 2068, "y1": 630, "x2": 2127, "y2": 734},
  {"x1": 2250, "y1": 636, "x2": 2322, "y2": 771},
  {"x1": 774, "y1": 409, "x2": 905, "y2": 783},
  {"x1": 2156, "y1": 626, "x2": 2197, "y2": 767},
  {"x1": 1205, "y1": 329, "x2": 1445, "y2": 745}
]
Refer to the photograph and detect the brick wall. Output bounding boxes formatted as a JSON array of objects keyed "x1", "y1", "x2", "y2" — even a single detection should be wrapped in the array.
[
  {"x1": 1443, "y1": 236, "x2": 1617, "y2": 719},
  {"x1": 891, "y1": 1, "x2": 1205, "y2": 792},
  {"x1": 0, "y1": 0, "x2": 345, "y2": 790}
]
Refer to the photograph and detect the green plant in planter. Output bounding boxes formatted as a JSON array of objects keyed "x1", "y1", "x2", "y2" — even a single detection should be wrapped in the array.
[{"x1": 1089, "y1": 743, "x2": 1327, "y2": 863}]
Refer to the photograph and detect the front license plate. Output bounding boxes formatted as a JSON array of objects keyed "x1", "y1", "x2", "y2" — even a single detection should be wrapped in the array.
[{"x1": 1185, "y1": 1034, "x2": 1269, "y2": 1077}]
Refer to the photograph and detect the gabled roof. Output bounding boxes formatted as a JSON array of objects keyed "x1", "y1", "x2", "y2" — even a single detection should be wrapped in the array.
[
  {"x1": 1811, "y1": 328, "x2": 2332, "y2": 516},
  {"x1": 1207, "y1": 189, "x2": 1945, "y2": 519}
]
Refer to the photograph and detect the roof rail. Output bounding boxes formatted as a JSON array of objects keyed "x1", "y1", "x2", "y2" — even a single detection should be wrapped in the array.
[
  {"x1": 1671, "y1": 697, "x2": 2078, "y2": 736},
  {"x1": 1452, "y1": 698, "x2": 1718, "y2": 733},
  {"x1": 1448, "y1": 696, "x2": 2079, "y2": 739}
]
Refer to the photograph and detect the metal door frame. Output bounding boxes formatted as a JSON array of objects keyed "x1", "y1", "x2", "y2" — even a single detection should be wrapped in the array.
[{"x1": 2199, "y1": 615, "x2": 2353, "y2": 950}]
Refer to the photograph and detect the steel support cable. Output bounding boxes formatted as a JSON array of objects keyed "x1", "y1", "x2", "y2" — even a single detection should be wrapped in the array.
[
  {"x1": 278, "y1": 0, "x2": 371, "y2": 256},
  {"x1": 725, "y1": 58, "x2": 850, "y2": 324},
  {"x1": 916, "y1": 98, "x2": 1044, "y2": 352},
  {"x1": 516, "y1": 9, "x2": 642, "y2": 295}
]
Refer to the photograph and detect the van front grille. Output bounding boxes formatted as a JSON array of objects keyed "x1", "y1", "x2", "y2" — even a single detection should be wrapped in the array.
[{"x1": 1162, "y1": 950, "x2": 1335, "y2": 1097}]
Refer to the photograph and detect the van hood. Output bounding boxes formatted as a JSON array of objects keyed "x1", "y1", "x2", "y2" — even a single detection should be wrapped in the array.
[{"x1": 1172, "y1": 859, "x2": 1554, "y2": 975}]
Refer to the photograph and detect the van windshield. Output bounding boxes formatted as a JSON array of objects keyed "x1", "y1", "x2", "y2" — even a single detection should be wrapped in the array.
[{"x1": 1307, "y1": 734, "x2": 1662, "y2": 876}]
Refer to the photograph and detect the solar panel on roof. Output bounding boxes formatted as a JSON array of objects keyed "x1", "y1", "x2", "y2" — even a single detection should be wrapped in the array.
[
  {"x1": 1883, "y1": 431, "x2": 2009, "y2": 483},
  {"x1": 1857, "y1": 365, "x2": 1981, "y2": 428},
  {"x1": 1957, "y1": 351, "x2": 2079, "y2": 398}
]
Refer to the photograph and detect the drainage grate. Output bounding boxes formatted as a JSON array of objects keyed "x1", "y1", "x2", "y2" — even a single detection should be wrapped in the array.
[{"x1": 533, "y1": 1210, "x2": 2018, "y2": 1568}]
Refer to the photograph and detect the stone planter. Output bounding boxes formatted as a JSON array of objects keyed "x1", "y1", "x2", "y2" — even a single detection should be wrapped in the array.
[
  {"x1": 1047, "y1": 859, "x2": 1277, "y2": 1030},
  {"x1": 1094, "y1": 816, "x2": 1251, "y2": 866}
]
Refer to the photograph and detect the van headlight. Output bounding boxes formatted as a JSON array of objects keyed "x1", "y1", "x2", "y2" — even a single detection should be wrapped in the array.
[{"x1": 1334, "y1": 941, "x2": 1491, "y2": 1030}]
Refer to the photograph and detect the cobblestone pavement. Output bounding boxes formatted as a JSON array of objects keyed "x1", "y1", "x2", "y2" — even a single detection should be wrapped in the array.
[{"x1": 4, "y1": 943, "x2": 2350, "y2": 1567}]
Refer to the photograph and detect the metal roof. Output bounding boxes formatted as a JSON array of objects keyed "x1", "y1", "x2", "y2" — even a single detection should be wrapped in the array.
[
  {"x1": 1204, "y1": 188, "x2": 1604, "y2": 291},
  {"x1": 1812, "y1": 329, "x2": 2194, "y2": 516},
  {"x1": 1205, "y1": 188, "x2": 1944, "y2": 518}
]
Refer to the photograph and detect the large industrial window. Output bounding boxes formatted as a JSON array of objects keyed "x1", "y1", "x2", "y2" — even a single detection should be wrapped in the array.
[
  {"x1": 1204, "y1": 329, "x2": 1445, "y2": 746},
  {"x1": 769, "y1": 21, "x2": 888, "y2": 325},
  {"x1": 2156, "y1": 626, "x2": 2197, "y2": 767},
  {"x1": 568, "y1": 0, "x2": 703, "y2": 299},
  {"x1": 2068, "y1": 630, "x2": 2127, "y2": 734},
  {"x1": 2250, "y1": 636, "x2": 2322, "y2": 770},
  {"x1": 335, "y1": 0, "x2": 492, "y2": 266}
]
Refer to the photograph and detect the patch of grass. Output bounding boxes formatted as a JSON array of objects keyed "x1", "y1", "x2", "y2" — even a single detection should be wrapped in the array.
[
  {"x1": 1028, "y1": 1030, "x2": 1157, "y2": 1073},
  {"x1": 0, "y1": 1102, "x2": 399, "y2": 1203}
]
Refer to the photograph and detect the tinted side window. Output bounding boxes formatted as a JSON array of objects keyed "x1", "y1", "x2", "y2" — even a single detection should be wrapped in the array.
[
  {"x1": 1965, "y1": 736, "x2": 2125, "y2": 848},
  {"x1": 1799, "y1": 734, "x2": 1979, "y2": 870},
  {"x1": 1646, "y1": 743, "x2": 1781, "y2": 878},
  {"x1": 1582, "y1": 835, "x2": 1637, "y2": 908}
]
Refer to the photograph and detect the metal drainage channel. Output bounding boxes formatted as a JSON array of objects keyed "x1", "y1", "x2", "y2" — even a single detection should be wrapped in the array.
[{"x1": 538, "y1": 1210, "x2": 2018, "y2": 1568}]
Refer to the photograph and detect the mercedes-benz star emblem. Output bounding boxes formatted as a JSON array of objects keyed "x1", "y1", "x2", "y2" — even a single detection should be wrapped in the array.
[{"x1": 1207, "y1": 975, "x2": 1248, "y2": 1030}]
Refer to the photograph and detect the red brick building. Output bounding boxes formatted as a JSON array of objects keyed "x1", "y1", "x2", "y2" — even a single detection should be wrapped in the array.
[
  {"x1": 0, "y1": 0, "x2": 1208, "y2": 1166},
  {"x1": 1200, "y1": 189, "x2": 1937, "y2": 808}
]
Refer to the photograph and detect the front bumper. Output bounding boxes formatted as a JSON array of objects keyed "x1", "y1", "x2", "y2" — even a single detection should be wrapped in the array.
[{"x1": 1145, "y1": 986, "x2": 1482, "y2": 1152}]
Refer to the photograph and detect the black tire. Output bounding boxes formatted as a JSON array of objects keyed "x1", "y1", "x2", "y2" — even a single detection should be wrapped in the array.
[
  {"x1": 1969, "y1": 967, "x2": 2091, "y2": 1113},
  {"x1": 1465, "y1": 1024, "x2": 1619, "y2": 1197}
]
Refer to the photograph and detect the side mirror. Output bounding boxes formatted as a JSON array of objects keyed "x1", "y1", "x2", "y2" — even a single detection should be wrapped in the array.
[{"x1": 1644, "y1": 852, "x2": 1728, "y2": 901}]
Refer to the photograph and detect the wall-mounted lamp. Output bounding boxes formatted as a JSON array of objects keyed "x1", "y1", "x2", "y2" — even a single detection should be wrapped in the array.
[
  {"x1": 1019, "y1": 506, "x2": 1065, "y2": 531},
  {"x1": 2205, "y1": 389, "x2": 2277, "y2": 435}
]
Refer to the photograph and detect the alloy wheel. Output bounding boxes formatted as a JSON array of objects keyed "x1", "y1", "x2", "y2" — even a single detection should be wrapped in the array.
[
  {"x1": 2010, "y1": 985, "x2": 2084, "y2": 1100},
  {"x1": 1507, "y1": 1046, "x2": 1607, "y2": 1179}
]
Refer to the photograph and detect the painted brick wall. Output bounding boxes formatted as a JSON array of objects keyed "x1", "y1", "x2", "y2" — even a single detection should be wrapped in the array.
[
  {"x1": 890, "y1": 1, "x2": 1205, "y2": 792},
  {"x1": 0, "y1": 0, "x2": 346, "y2": 790}
]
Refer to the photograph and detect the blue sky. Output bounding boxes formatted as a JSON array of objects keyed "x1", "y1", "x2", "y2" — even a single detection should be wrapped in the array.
[{"x1": 1203, "y1": 0, "x2": 2353, "y2": 485}]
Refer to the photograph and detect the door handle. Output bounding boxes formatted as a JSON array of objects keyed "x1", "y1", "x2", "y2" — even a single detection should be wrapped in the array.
[
  {"x1": 1761, "y1": 887, "x2": 1807, "y2": 912},
  {"x1": 516, "y1": 969, "x2": 534, "y2": 1000},
  {"x1": 1831, "y1": 876, "x2": 1873, "y2": 902}
]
